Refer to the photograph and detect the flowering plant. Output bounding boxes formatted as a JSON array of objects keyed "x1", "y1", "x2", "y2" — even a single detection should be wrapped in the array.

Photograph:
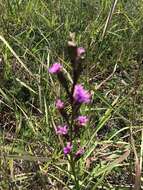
[{"x1": 49, "y1": 39, "x2": 91, "y2": 189}]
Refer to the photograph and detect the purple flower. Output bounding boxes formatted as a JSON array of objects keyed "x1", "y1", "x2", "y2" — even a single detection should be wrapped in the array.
[
  {"x1": 63, "y1": 142, "x2": 72, "y2": 155},
  {"x1": 56, "y1": 125, "x2": 68, "y2": 135},
  {"x1": 55, "y1": 99, "x2": 64, "y2": 110},
  {"x1": 48, "y1": 63, "x2": 62, "y2": 74},
  {"x1": 75, "y1": 148, "x2": 84, "y2": 158},
  {"x1": 76, "y1": 116, "x2": 89, "y2": 126},
  {"x1": 73, "y1": 84, "x2": 91, "y2": 103},
  {"x1": 77, "y1": 47, "x2": 85, "y2": 57}
]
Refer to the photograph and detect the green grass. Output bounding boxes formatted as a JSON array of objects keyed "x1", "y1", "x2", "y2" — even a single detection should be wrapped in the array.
[{"x1": 0, "y1": 0, "x2": 143, "y2": 189}]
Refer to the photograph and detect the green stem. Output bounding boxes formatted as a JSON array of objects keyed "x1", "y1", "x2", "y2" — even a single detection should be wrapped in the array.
[{"x1": 70, "y1": 155, "x2": 80, "y2": 190}]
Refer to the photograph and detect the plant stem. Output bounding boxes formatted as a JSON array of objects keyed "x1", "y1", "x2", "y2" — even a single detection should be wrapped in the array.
[{"x1": 70, "y1": 154, "x2": 80, "y2": 190}]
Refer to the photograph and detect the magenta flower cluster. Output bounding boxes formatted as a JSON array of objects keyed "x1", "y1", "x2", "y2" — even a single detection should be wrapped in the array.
[
  {"x1": 56, "y1": 125, "x2": 68, "y2": 135},
  {"x1": 55, "y1": 99, "x2": 64, "y2": 110},
  {"x1": 76, "y1": 116, "x2": 89, "y2": 126},
  {"x1": 75, "y1": 148, "x2": 84, "y2": 158},
  {"x1": 63, "y1": 142, "x2": 73, "y2": 155},
  {"x1": 73, "y1": 84, "x2": 91, "y2": 104},
  {"x1": 49, "y1": 63, "x2": 62, "y2": 74},
  {"x1": 77, "y1": 47, "x2": 85, "y2": 58},
  {"x1": 49, "y1": 44, "x2": 91, "y2": 159}
]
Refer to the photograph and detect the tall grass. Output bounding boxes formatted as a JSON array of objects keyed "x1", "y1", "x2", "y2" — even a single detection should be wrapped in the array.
[{"x1": 0, "y1": 0, "x2": 143, "y2": 189}]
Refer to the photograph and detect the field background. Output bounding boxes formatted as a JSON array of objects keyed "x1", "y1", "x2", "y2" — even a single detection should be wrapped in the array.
[{"x1": 0, "y1": 0, "x2": 143, "y2": 189}]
